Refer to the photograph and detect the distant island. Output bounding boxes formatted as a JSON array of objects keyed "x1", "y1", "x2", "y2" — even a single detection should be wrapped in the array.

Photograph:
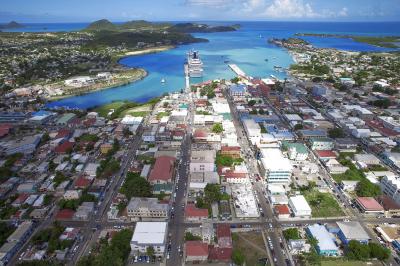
[
  {"x1": 168, "y1": 23, "x2": 238, "y2": 33},
  {"x1": 0, "y1": 21, "x2": 24, "y2": 29},
  {"x1": 295, "y1": 33, "x2": 400, "y2": 48},
  {"x1": 85, "y1": 19, "x2": 238, "y2": 33}
]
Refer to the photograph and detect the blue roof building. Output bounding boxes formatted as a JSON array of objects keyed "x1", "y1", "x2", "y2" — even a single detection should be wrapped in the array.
[
  {"x1": 306, "y1": 224, "x2": 338, "y2": 256},
  {"x1": 229, "y1": 84, "x2": 247, "y2": 96}
]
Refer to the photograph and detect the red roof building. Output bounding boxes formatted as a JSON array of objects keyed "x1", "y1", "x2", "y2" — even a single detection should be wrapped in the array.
[
  {"x1": 315, "y1": 150, "x2": 337, "y2": 159},
  {"x1": 54, "y1": 141, "x2": 74, "y2": 154},
  {"x1": 185, "y1": 241, "x2": 209, "y2": 262},
  {"x1": 55, "y1": 129, "x2": 71, "y2": 139},
  {"x1": 216, "y1": 224, "x2": 232, "y2": 248},
  {"x1": 74, "y1": 176, "x2": 92, "y2": 189},
  {"x1": 0, "y1": 124, "x2": 12, "y2": 138},
  {"x1": 185, "y1": 204, "x2": 208, "y2": 221},
  {"x1": 193, "y1": 129, "x2": 208, "y2": 142},
  {"x1": 56, "y1": 209, "x2": 75, "y2": 220},
  {"x1": 220, "y1": 146, "x2": 241, "y2": 159},
  {"x1": 209, "y1": 247, "x2": 232, "y2": 262},
  {"x1": 274, "y1": 204, "x2": 291, "y2": 219},
  {"x1": 355, "y1": 197, "x2": 384, "y2": 213},
  {"x1": 148, "y1": 156, "x2": 175, "y2": 184}
]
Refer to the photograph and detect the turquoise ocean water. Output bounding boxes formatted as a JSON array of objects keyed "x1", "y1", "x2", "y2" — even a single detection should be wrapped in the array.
[{"x1": 7, "y1": 21, "x2": 398, "y2": 109}]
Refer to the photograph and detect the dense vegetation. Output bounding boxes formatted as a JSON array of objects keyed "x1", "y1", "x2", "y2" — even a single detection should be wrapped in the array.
[
  {"x1": 345, "y1": 240, "x2": 390, "y2": 261},
  {"x1": 78, "y1": 229, "x2": 133, "y2": 266},
  {"x1": 120, "y1": 172, "x2": 152, "y2": 200},
  {"x1": 32, "y1": 222, "x2": 73, "y2": 254},
  {"x1": 283, "y1": 228, "x2": 301, "y2": 240}
]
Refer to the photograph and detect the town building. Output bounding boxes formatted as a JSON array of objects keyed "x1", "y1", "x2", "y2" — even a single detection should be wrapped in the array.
[
  {"x1": 260, "y1": 148, "x2": 292, "y2": 184},
  {"x1": 190, "y1": 150, "x2": 215, "y2": 173},
  {"x1": 148, "y1": 156, "x2": 175, "y2": 184},
  {"x1": 306, "y1": 224, "x2": 338, "y2": 256},
  {"x1": 336, "y1": 221, "x2": 370, "y2": 245},
  {"x1": 381, "y1": 175, "x2": 400, "y2": 205},
  {"x1": 185, "y1": 241, "x2": 209, "y2": 262},
  {"x1": 355, "y1": 197, "x2": 384, "y2": 213},
  {"x1": 242, "y1": 119, "x2": 261, "y2": 145},
  {"x1": 126, "y1": 197, "x2": 168, "y2": 220},
  {"x1": 309, "y1": 137, "x2": 334, "y2": 151},
  {"x1": 288, "y1": 195, "x2": 311, "y2": 217},
  {"x1": 130, "y1": 222, "x2": 167, "y2": 256}
]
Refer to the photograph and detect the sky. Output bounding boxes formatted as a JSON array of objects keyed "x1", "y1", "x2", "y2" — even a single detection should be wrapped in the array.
[{"x1": 1, "y1": 0, "x2": 399, "y2": 23}]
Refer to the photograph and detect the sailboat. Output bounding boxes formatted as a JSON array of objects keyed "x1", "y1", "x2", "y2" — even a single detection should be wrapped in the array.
[{"x1": 161, "y1": 78, "x2": 166, "y2": 83}]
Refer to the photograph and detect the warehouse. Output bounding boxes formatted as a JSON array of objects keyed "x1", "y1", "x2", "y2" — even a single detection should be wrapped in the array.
[{"x1": 336, "y1": 221, "x2": 370, "y2": 245}]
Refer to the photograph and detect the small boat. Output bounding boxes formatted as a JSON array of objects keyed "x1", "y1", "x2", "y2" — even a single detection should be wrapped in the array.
[
  {"x1": 224, "y1": 60, "x2": 230, "y2": 63},
  {"x1": 259, "y1": 34, "x2": 262, "y2": 38},
  {"x1": 161, "y1": 78, "x2": 166, "y2": 83},
  {"x1": 264, "y1": 59, "x2": 268, "y2": 62}
]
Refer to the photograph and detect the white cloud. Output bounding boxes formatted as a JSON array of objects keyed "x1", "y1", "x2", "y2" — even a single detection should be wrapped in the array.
[
  {"x1": 185, "y1": 0, "x2": 232, "y2": 8},
  {"x1": 338, "y1": 7, "x2": 348, "y2": 17},
  {"x1": 263, "y1": 0, "x2": 318, "y2": 18}
]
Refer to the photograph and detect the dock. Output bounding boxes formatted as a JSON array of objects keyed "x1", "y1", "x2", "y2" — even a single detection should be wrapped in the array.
[
  {"x1": 184, "y1": 63, "x2": 190, "y2": 91},
  {"x1": 228, "y1": 64, "x2": 246, "y2": 77}
]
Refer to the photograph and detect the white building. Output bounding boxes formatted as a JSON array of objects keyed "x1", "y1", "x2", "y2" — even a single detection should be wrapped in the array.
[
  {"x1": 130, "y1": 222, "x2": 167, "y2": 256},
  {"x1": 381, "y1": 175, "x2": 400, "y2": 205},
  {"x1": 190, "y1": 150, "x2": 215, "y2": 173},
  {"x1": 378, "y1": 116, "x2": 400, "y2": 133},
  {"x1": 64, "y1": 76, "x2": 93, "y2": 87},
  {"x1": 288, "y1": 195, "x2": 312, "y2": 217},
  {"x1": 126, "y1": 197, "x2": 169, "y2": 220},
  {"x1": 260, "y1": 148, "x2": 293, "y2": 184},
  {"x1": 243, "y1": 119, "x2": 261, "y2": 145},
  {"x1": 63, "y1": 190, "x2": 81, "y2": 200}
]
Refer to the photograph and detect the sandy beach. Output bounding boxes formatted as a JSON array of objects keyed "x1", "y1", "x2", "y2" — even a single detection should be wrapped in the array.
[{"x1": 125, "y1": 46, "x2": 175, "y2": 56}]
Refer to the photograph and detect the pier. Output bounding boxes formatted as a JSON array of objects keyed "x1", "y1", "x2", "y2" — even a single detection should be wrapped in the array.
[
  {"x1": 184, "y1": 63, "x2": 190, "y2": 91},
  {"x1": 228, "y1": 64, "x2": 247, "y2": 77}
]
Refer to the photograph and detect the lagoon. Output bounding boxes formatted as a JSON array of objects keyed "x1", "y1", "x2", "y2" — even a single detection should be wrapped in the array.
[{"x1": 43, "y1": 21, "x2": 400, "y2": 109}]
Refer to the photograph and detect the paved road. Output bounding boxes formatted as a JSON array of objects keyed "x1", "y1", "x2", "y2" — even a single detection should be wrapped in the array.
[
  {"x1": 223, "y1": 87, "x2": 288, "y2": 266},
  {"x1": 167, "y1": 97, "x2": 194, "y2": 266},
  {"x1": 70, "y1": 126, "x2": 144, "y2": 265}
]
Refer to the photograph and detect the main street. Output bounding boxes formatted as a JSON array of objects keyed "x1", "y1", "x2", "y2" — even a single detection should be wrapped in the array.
[
  {"x1": 223, "y1": 87, "x2": 288, "y2": 266},
  {"x1": 167, "y1": 93, "x2": 194, "y2": 266},
  {"x1": 70, "y1": 125, "x2": 145, "y2": 265}
]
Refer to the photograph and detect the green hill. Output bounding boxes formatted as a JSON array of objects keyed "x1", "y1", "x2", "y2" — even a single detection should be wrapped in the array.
[
  {"x1": 169, "y1": 23, "x2": 237, "y2": 33},
  {"x1": 120, "y1": 20, "x2": 171, "y2": 30},
  {"x1": 86, "y1": 19, "x2": 117, "y2": 31}
]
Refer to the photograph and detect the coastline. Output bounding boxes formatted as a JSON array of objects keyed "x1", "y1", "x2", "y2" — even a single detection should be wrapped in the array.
[
  {"x1": 124, "y1": 45, "x2": 175, "y2": 56},
  {"x1": 46, "y1": 46, "x2": 175, "y2": 102},
  {"x1": 47, "y1": 68, "x2": 148, "y2": 101}
]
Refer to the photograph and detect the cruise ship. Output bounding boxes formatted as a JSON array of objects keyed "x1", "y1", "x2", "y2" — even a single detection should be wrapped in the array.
[{"x1": 187, "y1": 50, "x2": 203, "y2": 78}]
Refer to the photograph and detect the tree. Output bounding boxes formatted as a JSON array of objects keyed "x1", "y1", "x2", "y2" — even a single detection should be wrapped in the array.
[
  {"x1": 346, "y1": 240, "x2": 370, "y2": 260},
  {"x1": 120, "y1": 172, "x2": 152, "y2": 199},
  {"x1": 231, "y1": 249, "x2": 245, "y2": 265},
  {"x1": 294, "y1": 123, "x2": 303, "y2": 131},
  {"x1": 249, "y1": 109, "x2": 258, "y2": 115},
  {"x1": 231, "y1": 77, "x2": 240, "y2": 84},
  {"x1": 356, "y1": 179, "x2": 381, "y2": 197},
  {"x1": 283, "y1": 228, "x2": 300, "y2": 240},
  {"x1": 204, "y1": 184, "x2": 223, "y2": 204},
  {"x1": 328, "y1": 127, "x2": 345, "y2": 139},
  {"x1": 368, "y1": 242, "x2": 390, "y2": 261},
  {"x1": 184, "y1": 232, "x2": 202, "y2": 241},
  {"x1": 247, "y1": 100, "x2": 256, "y2": 106},
  {"x1": 146, "y1": 246, "x2": 155, "y2": 257},
  {"x1": 212, "y1": 123, "x2": 223, "y2": 134}
]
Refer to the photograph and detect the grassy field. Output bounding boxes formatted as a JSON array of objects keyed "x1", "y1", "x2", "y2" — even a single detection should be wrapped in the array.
[
  {"x1": 93, "y1": 101, "x2": 127, "y2": 117},
  {"x1": 304, "y1": 190, "x2": 345, "y2": 217},
  {"x1": 120, "y1": 104, "x2": 152, "y2": 117},
  {"x1": 232, "y1": 231, "x2": 268, "y2": 266}
]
